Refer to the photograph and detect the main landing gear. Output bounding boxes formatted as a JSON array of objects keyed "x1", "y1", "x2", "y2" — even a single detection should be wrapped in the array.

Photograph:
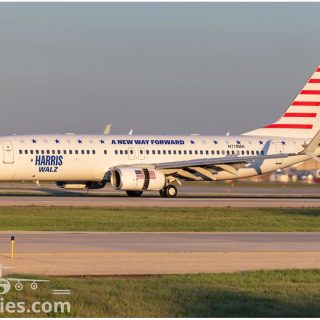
[
  {"x1": 159, "y1": 185, "x2": 178, "y2": 198},
  {"x1": 125, "y1": 186, "x2": 178, "y2": 198}
]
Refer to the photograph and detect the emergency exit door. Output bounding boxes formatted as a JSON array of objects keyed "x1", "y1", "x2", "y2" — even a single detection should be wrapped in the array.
[
  {"x1": 274, "y1": 142, "x2": 284, "y2": 165},
  {"x1": 1, "y1": 141, "x2": 14, "y2": 164}
]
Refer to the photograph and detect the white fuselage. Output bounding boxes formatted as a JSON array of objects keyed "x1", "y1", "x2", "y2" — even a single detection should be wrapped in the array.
[{"x1": 0, "y1": 134, "x2": 313, "y2": 183}]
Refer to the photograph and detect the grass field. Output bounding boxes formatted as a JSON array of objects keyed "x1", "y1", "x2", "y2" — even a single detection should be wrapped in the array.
[
  {"x1": 2, "y1": 269, "x2": 320, "y2": 317},
  {"x1": 0, "y1": 206, "x2": 319, "y2": 232}
]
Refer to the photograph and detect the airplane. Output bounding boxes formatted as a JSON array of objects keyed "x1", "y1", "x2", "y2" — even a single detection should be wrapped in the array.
[{"x1": 0, "y1": 66, "x2": 320, "y2": 198}]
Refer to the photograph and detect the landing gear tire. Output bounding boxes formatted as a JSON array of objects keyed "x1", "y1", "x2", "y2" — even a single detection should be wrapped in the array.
[
  {"x1": 160, "y1": 185, "x2": 178, "y2": 198},
  {"x1": 126, "y1": 190, "x2": 143, "y2": 197}
]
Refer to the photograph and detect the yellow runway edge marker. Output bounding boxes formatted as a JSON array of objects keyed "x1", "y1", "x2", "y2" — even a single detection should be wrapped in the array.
[{"x1": 11, "y1": 236, "x2": 15, "y2": 259}]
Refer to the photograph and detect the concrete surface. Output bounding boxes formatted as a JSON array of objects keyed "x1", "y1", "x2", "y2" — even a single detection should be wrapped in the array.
[
  {"x1": 0, "y1": 232, "x2": 319, "y2": 275},
  {"x1": 0, "y1": 196, "x2": 320, "y2": 207},
  {"x1": 0, "y1": 182, "x2": 319, "y2": 207}
]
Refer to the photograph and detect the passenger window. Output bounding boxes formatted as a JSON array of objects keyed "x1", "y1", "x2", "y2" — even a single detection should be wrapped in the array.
[
  {"x1": 30, "y1": 150, "x2": 34, "y2": 154},
  {"x1": 184, "y1": 150, "x2": 187, "y2": 155},
  {"x1": 251, "y1": 151, "x2": 254, "y2": 155},
  {"x1": 146, "y1": 150, "x2": 149, "y2": 155},
  {"x1": 57, "y1": 150, "x2": 61, "y2": 155},
  {"x1": 41, "y1": 150, "x2": 45, "y2": 154},
  {"x1": 241, "y1": 150, "x2": 245, "y2": 155},
  {"x1": 115, "y1": 150, "x2": 118, "y2": 155},
  {"x1": 130, "y1": 150, "x2": 133, "y2": 155},
  {"x1": 75, "y1": 150, "x2": 79, "y2": 155},
  {"x1": 232, "y1": 150, "x2": 235, "y2": 155},
  {"x1": 246, "y1": 150, "x2": 250, "y2": 155},
  {"x1": 200, "y1": 150, "x2": 203, "y2": 155},
  {"x1": 261, "y1": 150, "x2": 264, "y2": 155},
  {"x1": 195, "y1": 150, "x2": 198, "y2": 155},
  {"x1": 140, "y1": 149, "x2": 143, "y2": 154},
  {"x1": 25, "y1": 150, "x2": 28, "y2": 154},
  {"x1": 206, "y1": 150, "x2": 209, "y2": 155},
  {"x1": 81, "y1": 150, "x2": 84, "y2": 155},
  {"x1": 222, "y1": 150, "x2": 225, "y2": 155},
  {"x1": 63, "y1": 150, "x2": 67, "y2": 154},
  {"x1": 163, "y1": 150, "x2": 166, "y2": 155},
  {"x1": 256, "y1": 151, "x2": 259, "y2": 155},
  {"x1": 226, "y1": 150, "x2": 230, "y2": 155},
  {"x1": 124, "y1": 150, "x2": 128, "y2": 155},
  {"x1": 178, "y1": 150, "x2": 181, "y2": 155},
  {"x1": 120, "y1": 150, "x2": 123, "y2": 155},
  {"x1": 19, "y1": 150, "x2": 22, "y2": 154},
  {"x1": 217, "y1": 150, "x2": 220, "y2": 155},
  {"x1": 47, "y1": 150, "x2": 50, "y2": 154},
  {"x1": 152, "y1": 150, "x2": 156, "y2": 155},
  {"x1": 36, "y1": 150, "x2": 39, "y2": 155},
  {"x1": 69, "y1": 150, "x2": 73, "y2": 155},
  {"x1": 158, "y1": 150, "x2": 161, "y2": 155},
  {"x1": 168, "y1": 150, "x2": 171, "y2": 155},
  {"x1": 211, "y1": 150, "x2": 214, "y2": 155},
  {"x1": 52, "y1": 150, "x2": 55, "y2": 155},
  {"x1": 104, "y1": 150, "x2": 107, "y2": 155},
  {"x1": 189, "y1": 150, "x2": 192, "y2": 155}
]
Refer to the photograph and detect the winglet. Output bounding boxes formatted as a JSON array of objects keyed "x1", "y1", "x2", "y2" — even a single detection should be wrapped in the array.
[{"x1": 103, "y1": 123, "x2": 112, "y2": 135}]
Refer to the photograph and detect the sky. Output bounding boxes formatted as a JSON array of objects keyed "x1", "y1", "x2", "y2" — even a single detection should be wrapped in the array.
[{"x1": 0, "y1": 3, "x2": 320, "y2": 136}]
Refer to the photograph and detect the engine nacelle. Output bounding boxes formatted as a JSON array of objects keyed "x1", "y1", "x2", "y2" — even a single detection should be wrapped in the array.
[
  {"x1": 110, "y1": 167, "x2": 165, "y2": 191},
  {"x1": 56, "y1": 181, "x2": 106, "y2": 190}
]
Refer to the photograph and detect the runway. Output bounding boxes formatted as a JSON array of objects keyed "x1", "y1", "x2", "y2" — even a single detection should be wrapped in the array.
[
  {"x1": 1, "y1": 232, "x2": 319, "y2": 275},
  {"x1": 0, "y1": 182, "x2": 319, "y2": 207},
  {"x1": 0, "y1": 195, "x2": 320, "y2": 207}
]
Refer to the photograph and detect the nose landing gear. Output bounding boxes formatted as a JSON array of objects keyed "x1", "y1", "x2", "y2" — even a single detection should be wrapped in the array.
[{"x1": 159, "y1": 185, "x2": 178, "y2": 198}]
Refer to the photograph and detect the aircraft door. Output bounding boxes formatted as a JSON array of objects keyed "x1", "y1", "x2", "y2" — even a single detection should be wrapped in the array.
[
  {"x1": 1, "y1": 141, "x2": 14, "y2": 164},
  {"x1": 128, "y1": 147, "x2": 135, "y2": 160},
  {"x1": 274, "y1": 142, "x2": 284, "y2": 165},
  {"x1": 138, "y1": 147, "x2": 145, "y2": 160}
]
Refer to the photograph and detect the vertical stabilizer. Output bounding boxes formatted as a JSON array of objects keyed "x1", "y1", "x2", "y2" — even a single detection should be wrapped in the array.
[{"x1": 243, "y1": 66, "x2": 320, "y2": 139}]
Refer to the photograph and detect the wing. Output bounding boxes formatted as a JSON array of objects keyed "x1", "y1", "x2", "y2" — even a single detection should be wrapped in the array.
[
  {"x1": 155, "y1": 152, "x2": 296, "y2": 180},
  {"x1": 156, "y1": 153, "x2": 295, "y2": 170}
]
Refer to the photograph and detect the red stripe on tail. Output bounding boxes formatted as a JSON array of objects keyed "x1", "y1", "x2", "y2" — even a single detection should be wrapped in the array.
[
  {"x1": 308, "y1": 79, "x2": 320, "y2": 83},
  {"x1": 300, "y1": 90, "x2": 320, "y2": 95},
  {"x1": 283, "y1": 112, "x2": 317, "y2": 118},
  {"x1": 264, "y1": 124, "x2": 313, "y2": 129},
  {"x1": 292, "y1": 101, "x2": 320, "y2": 106}
]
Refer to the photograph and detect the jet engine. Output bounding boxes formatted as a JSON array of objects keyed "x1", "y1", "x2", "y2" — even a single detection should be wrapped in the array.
[
  {"x1": 56, "y1": 181, "x2": 106, "y2": 190},
  {"x1": 110, "y1": 167, "x2": 165, "y2": 191}
]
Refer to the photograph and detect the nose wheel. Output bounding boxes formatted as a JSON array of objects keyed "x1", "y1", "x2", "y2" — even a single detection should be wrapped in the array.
[{"x1": 159, "y1": 185, "x2": 177, "y2": 198}]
